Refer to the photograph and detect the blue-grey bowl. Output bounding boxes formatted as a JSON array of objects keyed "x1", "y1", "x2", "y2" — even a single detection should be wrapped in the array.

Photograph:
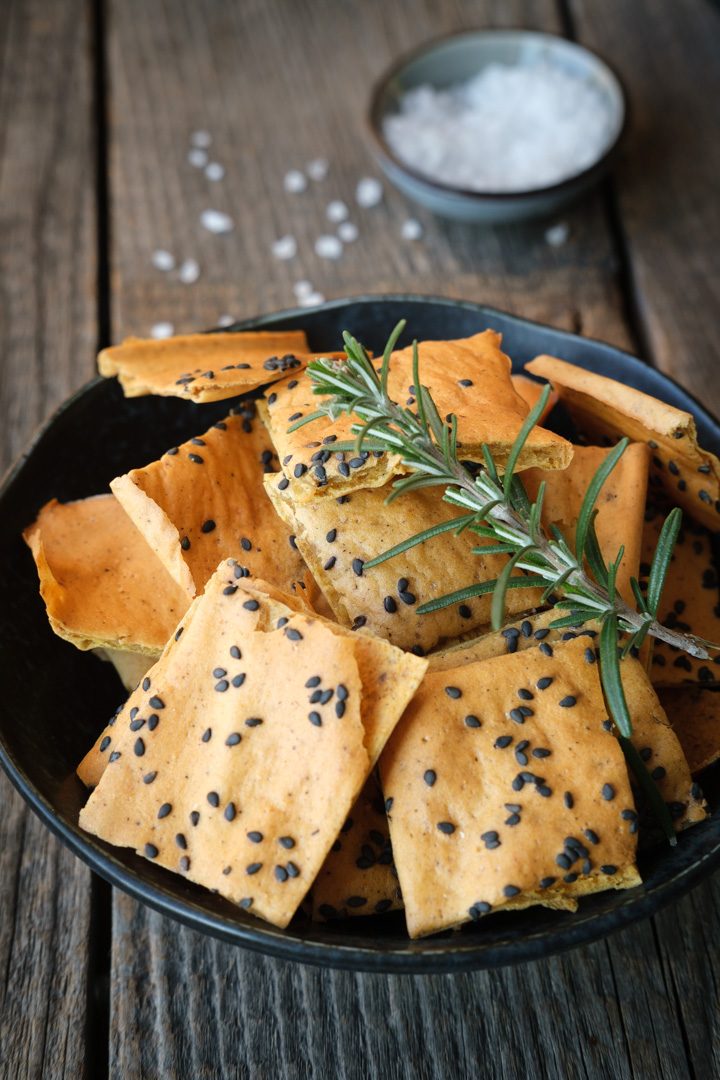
[
  {"x1": 1, "y1": 296, "x2": 718, "y2": 973},
  {"x1": 368, "y1": 30, "x2": 627, "y2": 223}
]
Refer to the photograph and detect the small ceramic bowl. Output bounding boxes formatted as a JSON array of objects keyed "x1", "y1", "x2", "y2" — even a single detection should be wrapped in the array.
[{"x1": 368, "y1": 30, "x2": 627, "y2": 224}]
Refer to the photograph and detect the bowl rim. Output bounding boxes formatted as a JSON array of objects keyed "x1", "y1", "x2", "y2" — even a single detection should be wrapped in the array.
[
  {"x1": 366, "y1": 28, "x2": 629, "y2": 202},
  {"x1": 2, "y1": 293, "x2": 719, "y2": 975}
]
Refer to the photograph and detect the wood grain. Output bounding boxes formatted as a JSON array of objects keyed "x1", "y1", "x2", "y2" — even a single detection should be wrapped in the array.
[
  {"x1": 0, "y1": 1, "x2": 98, "y2": 1078},
  {"x1": 570, "y1": 0, "x2": 720, "y2": 414}
]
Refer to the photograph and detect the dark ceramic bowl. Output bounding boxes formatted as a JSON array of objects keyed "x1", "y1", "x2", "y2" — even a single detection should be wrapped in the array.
[{"x1": 1, "y1": 295, "x2": 719, "y2": 973}]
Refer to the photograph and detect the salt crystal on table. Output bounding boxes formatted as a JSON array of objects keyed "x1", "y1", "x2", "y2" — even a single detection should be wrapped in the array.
[
  {"x1": 284, "y1": 169, "x2": 307, "y2": 193},
  {"x1": 205, "y1": 162, "x2": 225, "y2": 181},
  {"x1": 272, "y1": 235, "x2": 297, "y2": 260},
  {"x1": 217, "y1": 314, "x2": 236, "y2": 328},
  {"x1": 298, "y1": 291, "x2": 326, "y2": 307},
  {"x1": 327, "y1": 200, "x2": 349, "y2": 223},
  {"x1": 200, "y1": 209, "x2": 234, "y2": 234},
  {"x1": 401, "y1": 218, "x2": 423, "y2": 240},
  {"x1": 188, "y1": 148, "x2": 209, "y2": 168},
  {"x1": 356, "y1": 177, "x2": 383, "y2": 208},
  {"x1": 307, "y1": 158, "x2": 329, "y2": 181},
  {"x1": 179, "y1": 258, "x2": 200, "y2": 284},
  {"x1": 190, "y1": 130, "x2": 212, "y2": 148},
  {"x1": 337, "y1": 221, "x2": 358, "y2": 243},
  {"x1": 383, "y1": 63, "x2": 615, "y2": 192},
  {"x1": 293, "y1": 280, "x2": 314, "y2": 299},
  {"x1": 315, "y1": 235, "x2": 343, "y2": 260},
  {"x1": 151, "y1": 322, "x2": 174, "y2": 339},
  {"x1": 545, "y1": 222, "x2": 570, "y2": 247},
  {"x1": 152, "y1": 249, "x2": 175, "y2": 271}
]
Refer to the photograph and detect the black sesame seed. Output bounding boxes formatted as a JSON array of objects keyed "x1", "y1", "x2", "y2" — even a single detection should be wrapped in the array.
[
  {"x1": 142, "y1": 771, "x2": 157, "y2": 784},
  {"x1": 201, "y1": 519, "x2": 216, "y2": 534},
  {"x1": 536, "y1": 677, "x2": 553, "y2": 690},
  {"x1": 464, "y1": 714, "x2": 481, "y2": 729},
  {"x1": 445, "y1": 686, "x2": 462, "y2": 699},
  {"x1": 134, "y1": 738, "x2": 145, "y2": 757},
  {"x1": 247, "y1": 831, "x2": 263, "y2": 843},
  {"x1": 509, "y1": 708, "x2": 526, "y2": 725},
  {"x1": 149, "y1": 696, "x2": 165, "y2": 710},
  {"x1": 563, "y1": 791, "x2": 574, "y2": 809},
  {"x1": 180, "y1": 536, "x2": 191, "y2": 551},
  {"x1": 399, "y1": 590, "x2": 416, "y2": 605},
  {"x1": 246, "y1": 862, "x2": 262, "y2": 875},
  {"x1": 190, "y1": 811, "x2": 200, "y2": 826},
  {"x1": 423, "y1": 769, "x2": 437, "y2": 787},
  {"x1": 225, "y1": 733, "x2": 242, "y2": 747},
  {"x1": 207, "y1": 791, "x2": 220, "y2": 807},
  {"x1": 201, "y1": 728, "x2": 212, "y2": 743},
  {"x1": 158, "y1": 803, "x2": 172, "y2": 819},
  {"x1": 215, "y1": 680, "x2": 229, "y2": 692},
  {"x1": 383, "y1": 595, "x2": 397, "y2": 613},
  {"x1": 175, "y1": 833, "x2": 187, "y2": 849},
  {"x1": 601, "y1": 784, "x2": 615, "y2": 801},
  {"x1": 188, "y1": 453, "x2": 204, "y2": 464},
  {"x1": 224, "y1": 802, "x2": 237, "y2": 821},
  {"x1": 352, "y1": 557, "x2": 364, "y2": 577},
  {"x1": 539, "y1": 643, "x2": 553, "y2": 657},
  {"x1": 503, "y1": 885, "x2": 520, "y2": 898},
  {"x1": 144, "y1": 844, "x2": 159, "y2": 859},
  {"x1": 243, "y1": 599, "x2": 260, "y2": 611},
  {"x1": 308, "y1": 711, "x2": 322, "y2": 727},
  {"x1": 517, "y1": 688, "x2": 533, "y2": 701},
  {"x1": 306, "y1": 675, "x2": 321, "y2": 688},
  {"x1": 279, "y1": 836, "x2": 295, "y2": 849}
]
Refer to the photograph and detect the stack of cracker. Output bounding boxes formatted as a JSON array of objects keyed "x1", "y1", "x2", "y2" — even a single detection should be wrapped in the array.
[{"x1": 19, "y1": 326, "x2": 718, "y2": 939}]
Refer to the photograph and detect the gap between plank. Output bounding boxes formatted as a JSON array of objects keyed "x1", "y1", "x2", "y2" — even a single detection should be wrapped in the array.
[{"x1": 93, "y1": 0, "x2": 112, "y2": 349}]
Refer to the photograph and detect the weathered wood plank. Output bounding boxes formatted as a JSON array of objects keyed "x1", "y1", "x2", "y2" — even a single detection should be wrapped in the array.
[
  {"x1": 0, "y1": 1, "x2": 98, "y2": 1078},
  {"x1": 570, "y1": 0, "x2": 720, "y2": 413}
]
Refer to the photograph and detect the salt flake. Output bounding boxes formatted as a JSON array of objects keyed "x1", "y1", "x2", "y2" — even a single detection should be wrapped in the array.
[
  {"x1": 326, "y1": 200, "x2": 348, "y2": 223},
  {"x1": 298, "y1": 291, "x2": 326, "y2": 308},
  {"x1": 356, "y1": 177, "x2": 383, "y2": 208},
  {"x1": 314, "y1": 235, "x2": 343, "y2": 260},
  {"x1": 272, "y1": 235, "x2": 297, "y2": 261},
  {"x1": 307, "y1": 158, "x2": 329, "y2": 181},
  {"x1": 401, "y1": 218, "x2": 423, "y2": 241},
  {"x1": 337, "y1": 221, "x2": 358, "y2": 243},
  {"x1": 188, "y1": 148, "x2": 209, "y2": 168},
  {"x1": 217, "y1": 314, "x2": 236, "y2": 328},
  {"x1": 190, "y1": 130, "x2": 212, "y2": 149},
  {"x1": 152, "y1": 250, "x2": 175, "y2": 271},
  {"x1": 293, "y1": 280, "x2": 314, "y2": 300},
  {"x1": 200, "y1": 210, "x2": 234, "y2": 234},
  {"x1": 151, "y1": 322, "x2": 174, "y2": 339},
  {"x1": 545, "y1": 222, "x2": 570, "y2": 247},
  {"x1": 179, "y1": 258, "x2": 200, "y2": 284},
  {"x1": 205, "y1": 162, "x2": 225, "y2": 181},
  {"x1": 284, "y1": 169, "x2": 307, "y2": 194}
]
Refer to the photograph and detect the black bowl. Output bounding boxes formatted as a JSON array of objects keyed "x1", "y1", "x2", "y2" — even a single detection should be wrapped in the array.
[{"x1": 2, "y1": 295, "x2": 719, "y2": 973}]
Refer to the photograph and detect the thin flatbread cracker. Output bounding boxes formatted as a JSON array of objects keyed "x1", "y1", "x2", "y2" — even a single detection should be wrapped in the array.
[
  {"x1": 380, "y1": 638, "x2": 641, "y2": 939},
  {"x1": 98, "y1": 329, "x2": 318, "y2": 402},
  {"x1": 23, "y1": 494, "x2": 190, "y2": 655},
  {"x1": 78, "y1": 572, "x2": 426, "y2": 787},
  {"x1": 511, "y1": 373, "x2": 558, "y2": 423},
  {"x1": 658, "y1": 687, "x2": 720, "y2": 774},
  {"x1": 641, "y1": 507, "x2": 720, "y2": 687},
  {"x1": 311, "y1": 773, "x2": 402, "y2": 921},
  {"x1": 524, "y1": 442, "x2": 650, "y2": 604},
  {"x1": 94, "y1": 647, "x2": 155, "y2": 691},
  {"x1": 261, "y1": 332, "x2": 572, "y2": 502},
  {"x1": 111, "y1": 406, "x2": 306, "y2": 598},
  {"x1": 265, "y1": 475, "x2": 543, "y2": 654},
  {"x1": 525, "y1": 355, "x2": 720, "y2": 532},
  {"x1": 79, "y1": 567, "x2": 420, "y2": 929}
]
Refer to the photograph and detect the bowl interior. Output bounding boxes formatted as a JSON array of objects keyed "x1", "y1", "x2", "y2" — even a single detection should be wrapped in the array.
[
  {"x1": 372, "y1": 30, "x2": 626, "y2": 194},
  {"x1": 2, "y1": 295, "x2": 719, "y2": 973}
]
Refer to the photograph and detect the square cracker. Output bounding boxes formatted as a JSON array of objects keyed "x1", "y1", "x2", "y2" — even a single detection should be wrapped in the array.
[
  {"x1": 430, "y1": 613, "x2": 705, "y2": 832},
  {"x1": 23, "y1": 494, "x2": 190, "y2": 655},
  {"x1": 260, "y1": 331, "x2": 572, "y2": 503},
  {"x1": 523, "y1": 442, "x2": 650, "y2": 604},
  {"x1": 111, "y1": 405, "x2": 307, "y2": 598},
  {"x1": 525, "y1": 355, "x2": 720, "y2": 532},
  {"x1": 265, "y1": 474, "x2": 543, "y2": 654},
  {"x1": 98, "y1": 329, "x2": 318, "y2": 402},
  {"x1": 79, "y1": 566, "x2": 423, "y2": 929},
  {"x1": 311, "y1": 772, "x2": 403, "y2": 921},
  {"x1": 641, "y1": 506, "x2": 720, "y2": 687},
  {"x1": 658, "y1": 687, "x2": 720, "y2": 774},
  {"x1": 78, "y1": 572, "x2": 427, "y2": 788},
  {"x1": 379, "y1": 637, "x2": 642, "y2": 939}
]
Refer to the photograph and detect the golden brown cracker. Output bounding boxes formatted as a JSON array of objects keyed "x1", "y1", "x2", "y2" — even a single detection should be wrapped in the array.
[
  {"x1": 525, "y1": 355, "x2": 720, "y2": 532},
  {"x1": 379, "y1": 638, "x2": 641, "y2": 939},
  {"x1": 23, "y1": 494, "x2": 190, "y2": 655},
  {"x1": 262, "y1": 332, "x2": 572, "y2": 502},
  {"x1": 658, "y1": 687, "x2": 720, "y2": 775}
]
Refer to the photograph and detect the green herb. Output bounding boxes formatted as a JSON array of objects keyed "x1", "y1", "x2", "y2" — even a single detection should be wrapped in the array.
[{"x1": 292, "y1": 320, "x2": 719, "y2": 842}]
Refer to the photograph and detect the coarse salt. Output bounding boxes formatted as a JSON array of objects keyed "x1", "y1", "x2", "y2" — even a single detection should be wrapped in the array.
[
  {"x1": 200, "y1": 209, "x2": 234, "y2": 234},
  {"x1": 284, "y1": 169, "x2": 307, "y2": 193},
  {"x1": 272, "y1": 235, "x2": 297, "y2": 260},
  {"x1": 205, "y1": 162, "x2": 225, "y2": 181},
  {"x1": 188, "y1": 148, "x2": 209, "y2": 168},
  {"x1": 337, "y1": 221, "x2": 358, "y2": 243},
  {"x1": 190, "y1": 130, "x2": 212, "y2": 149},
  {"x1": 151, "y1": 322, "x2": 174, "y2": 339},
  {"x1": 356, "y1": 177, "x2": 383, "y2": 208},
  {"x1": 307, "y1": 158, "x2": 329, "y2": 181},
  {"x1": 383, "y1": 62, "x2": 615, "y2": 192},
  {"x1": 314, "y1": 235, "x2": 343, "y2": 260},
  {"x1": 152, "y1": 249, "x2": 175, "y2": 271},
  {"x1": 326, "y1": 200, "x2": 349, "y2": 223},
  {"x1": 179, "y1": 258, "x2": 200, "y2": 284},
  {"x1": 401, "y1": 218, "x2": 423, "y2": 240},
  {"x1": 293, "y1": 280, "x2": 314, "y2": 299},
  {"x1": 298, "y1": 291, "x2": 326, "y2": 307},
  {"x1": 545, "y1": 221, "x2": 570, "y2": 247},
  {"x1": 217, "y1": 314, "x2": 236, "y2": 328}
]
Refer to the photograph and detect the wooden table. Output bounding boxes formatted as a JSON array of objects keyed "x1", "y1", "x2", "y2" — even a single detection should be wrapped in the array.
[{"x1": 2, "y1": 1, "x2": 719, "y2": 1076}]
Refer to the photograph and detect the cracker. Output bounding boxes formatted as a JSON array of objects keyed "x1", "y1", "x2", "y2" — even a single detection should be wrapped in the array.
[
  {"x1": 23, "y1": 494, "x2": 190, "y2": 655},
  {"x1": 111, "y1": 406, "x2": 306, "y2": 598},
  {"x1": 510, "y1": 373, "x2": 558, "y2": 423},
  {"x1": 98, "y1": 329, "x2": 319, "y2": 402},
  {"x1": 429, "y1": 613, "x2": 704, "y2": 832},
  {"x1": 379, "y1": 637, "x2": 641, "y2": 938},
  {"x1": 265, "y1": 475, "x2": 543, "y2": 654},
  {"x1": 525, "y1": 355, "x2": 720, "y2": 531},
  {"x1": 261, "y1": 332, "x2": 572, "y2": 502},
  {"x1": 641, "y1": 506, "x2": 720, "y2": 687},
  {"x1": 94, "y1": 647, "x2": 155, "y2": 692},
  {"x1": 524, "y1": 443, "x2": 650, "y2": 604},
  {"x1": 79, "y1": 565, "x2": 416, "y2": 929},
  {"x1": 78, "y1": 572, "x2": 426, "y2": 788},
  {"x1": 658, "y1": 686, "x2": 720, "y2": 774},
  {"x1": 311, "y1": 773, "x2": 402, "y2": 921}
]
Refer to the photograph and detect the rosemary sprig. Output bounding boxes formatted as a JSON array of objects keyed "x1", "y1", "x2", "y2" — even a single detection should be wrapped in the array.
[{"x1": 291, "y1": 320, "x2": 719, "y2": 841}]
